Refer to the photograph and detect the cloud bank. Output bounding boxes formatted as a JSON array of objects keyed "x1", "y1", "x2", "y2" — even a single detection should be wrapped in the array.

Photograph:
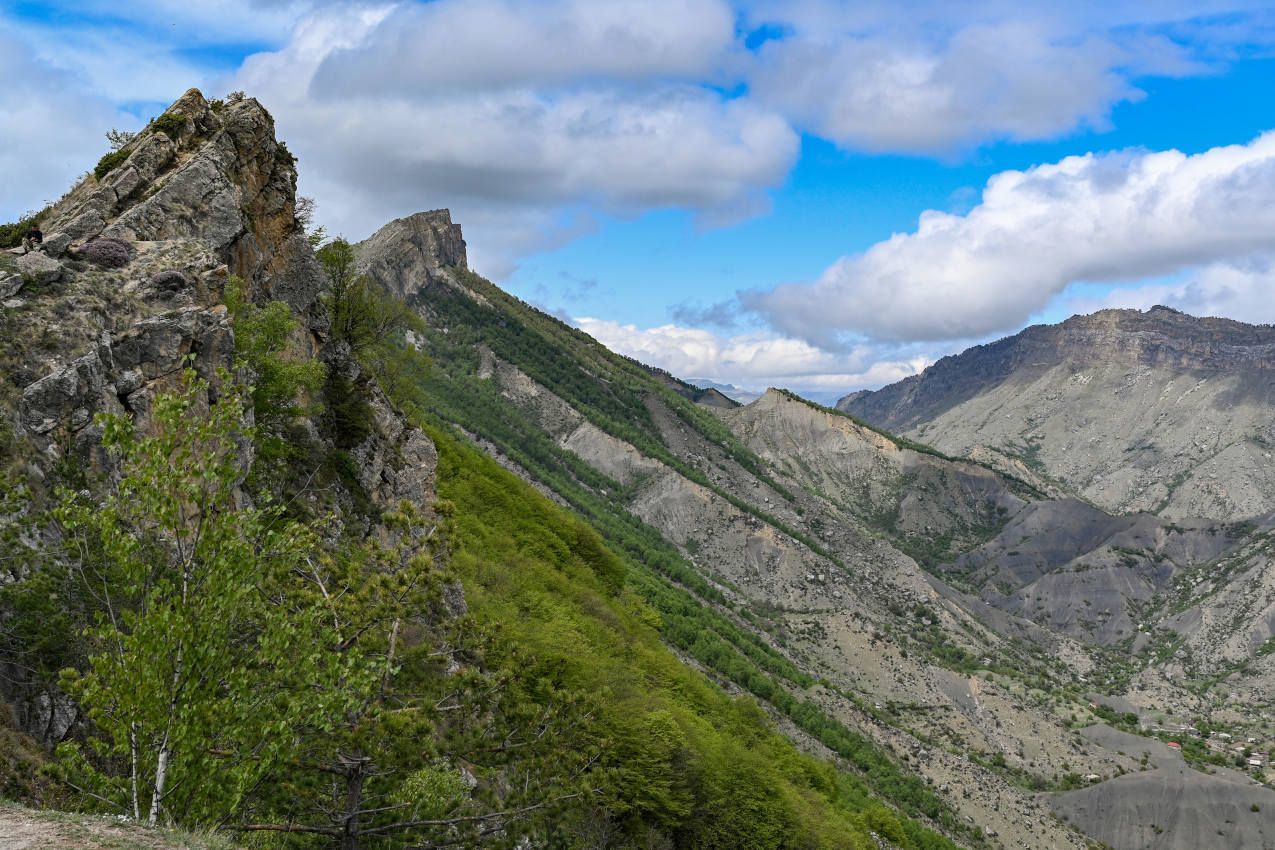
[
  {"x1": 574, "y1": 318, "x2": 931, "y2": 391},
  {"x1": 745, "y1": 132, "x2": 1275, "y2": 345}
]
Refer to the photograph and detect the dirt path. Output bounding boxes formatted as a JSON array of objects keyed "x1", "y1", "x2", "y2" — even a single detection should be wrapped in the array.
[{"x1": 0, "y1": 806, "x2": 225, "y2": 850}]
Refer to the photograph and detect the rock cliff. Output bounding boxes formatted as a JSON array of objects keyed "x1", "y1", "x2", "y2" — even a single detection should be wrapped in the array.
[
  {"x1": 839, "y1": 306, "x2": 1275, "y2": 521},
  {"x1": 354, "y1": 209, "x2": 467, "y2": 301}
]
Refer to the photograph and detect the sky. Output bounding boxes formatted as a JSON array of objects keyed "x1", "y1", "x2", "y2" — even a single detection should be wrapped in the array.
[{"x1": 5, "y1": 1, "x2": 1275, "y2": 402}]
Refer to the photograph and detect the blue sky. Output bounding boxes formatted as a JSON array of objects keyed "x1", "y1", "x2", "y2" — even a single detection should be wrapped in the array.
[{"x1": 5, "y1": 2, "x2": 1275, "y2": 401}]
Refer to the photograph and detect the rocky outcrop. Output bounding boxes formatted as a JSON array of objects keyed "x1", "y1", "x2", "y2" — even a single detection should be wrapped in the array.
[
  {"x1": 16, "y1": 306, "x2": 235, "y2": 467},
  {"x1": 36, "y1": 89, "x2": 317, "y2": 313},
  {"x1": 355, "y1": 210, "x2": 467, "y2": 301}
]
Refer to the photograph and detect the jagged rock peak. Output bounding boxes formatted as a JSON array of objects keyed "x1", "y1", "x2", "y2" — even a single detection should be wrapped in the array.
[
  {"x1": 838, "y1": 305, "x2": 1275, "y2": 429},
  {"x1": 36, "y1": 88, "x2": 318, "y2": 312},
  {"x1": 355, "y1": 210, "x2": 468, "y2": 300}
]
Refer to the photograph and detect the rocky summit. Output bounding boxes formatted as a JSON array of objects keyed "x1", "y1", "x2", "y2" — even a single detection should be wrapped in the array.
[{"x1": 7, "y1": 88, "x2": 1275, "y2": 850}]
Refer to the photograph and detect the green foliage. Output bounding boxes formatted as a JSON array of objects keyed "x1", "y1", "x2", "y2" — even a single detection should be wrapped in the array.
[
  {"x1": 373, "y1": 278, "x2": 966, "y2": 844},
  {"x1": 151, "y1": 112, "x2": 185, "y2": 142},
  {"x1": 275, "y1": 140, "x2": 296, "y2": 167},
  {"x1": 0, "y1": 208, "x2": 48, "y2": 249},
  {"x1": 0, "y1": 705, "x2": 53, "y2": 805},
  {"x1": 54, "y1": 373, "x2": 361, "y2": 826},
  {"x1": 94, "y1": 149, "x2": 129, "y2": 180},
  {"x1": 432, "y1": 427, "x2": 963, "y2": 849},
  {"x1": 227, "y1": 498, "x2": 595, "y2": 846},
  {"x1": 323, "y1": 371, "x2": 375, "y2": 449},
  {"x1": 224, "y1": 276, "x2": 326, "y2": 465},
  {"x1": 317, "y1": 237, "x2": 410, "y2": 361}
]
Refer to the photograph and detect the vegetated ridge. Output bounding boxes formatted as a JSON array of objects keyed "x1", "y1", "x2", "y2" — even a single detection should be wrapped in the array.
[{"x1": 6, "y1": 87, "x2": 1275, "y2": 850}]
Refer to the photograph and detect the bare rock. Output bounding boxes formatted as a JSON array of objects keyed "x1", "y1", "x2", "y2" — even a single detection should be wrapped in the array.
[
  {"x1": 14, "y1": 251, "x2": 62, "y2": 285},
  {"x1": 0, "y1": 271, "x2": 22, "y2": 299},
  {"x1": 354, "y1": 209, "x2": 468, "y2": 300}
]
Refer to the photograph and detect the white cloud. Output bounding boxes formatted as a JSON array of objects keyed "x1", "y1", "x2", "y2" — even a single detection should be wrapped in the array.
[
  {"x1": 749, "y1": 21, "x2": 1141, "y2": 152},
  {"x1": 738, "y1": 1, "x2": 1275, "y2": 153},
  {"x1": 744, "y1": 132, "x2": 1275, "y2": 344},
  {"x1": 312, "y1": 0, "x2": 738, "y2": 93},
  {"x1": 573, "y1": 317, "x2": 928, "y2": 391},
  {"x1": 0, "y1": 27, "x2": 135, "y2": 221},
  {"x1": 232, "y1": 4, "x2": 798, "y2": 274}
]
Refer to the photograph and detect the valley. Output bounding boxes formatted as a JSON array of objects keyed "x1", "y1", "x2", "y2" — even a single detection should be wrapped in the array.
[{"x1": 2, "y1": 87, "x2": 1275, "y2": 850}]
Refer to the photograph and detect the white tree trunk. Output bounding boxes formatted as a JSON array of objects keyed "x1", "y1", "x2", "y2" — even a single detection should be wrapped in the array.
[
  {"x1": 149, "y1": 739, "x2": 169, "y2": 824},
  {"x1": 129, "y1": 723, "x2": 140, "y2": 821}
]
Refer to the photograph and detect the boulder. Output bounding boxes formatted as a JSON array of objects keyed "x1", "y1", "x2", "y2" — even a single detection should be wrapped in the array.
[{"x1": 14, "y1": 251, "x2": 62, "y2": 285}]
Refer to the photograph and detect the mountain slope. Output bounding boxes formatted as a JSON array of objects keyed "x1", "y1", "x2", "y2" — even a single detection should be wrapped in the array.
[
  {"x1": 1, "y1": 90, "x2": 981, "y2": 850},
  {"x1": 357, "y1": 211, "x2": 1275, "y2": 850},
  {"x1": 838, "y1": 306, "x2": 1275, "y2": 521}
]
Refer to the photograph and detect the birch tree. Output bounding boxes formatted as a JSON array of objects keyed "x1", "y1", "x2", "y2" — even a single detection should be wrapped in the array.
[{"x1": 56, "y1": 372, "x2": 366, "y2": 825}]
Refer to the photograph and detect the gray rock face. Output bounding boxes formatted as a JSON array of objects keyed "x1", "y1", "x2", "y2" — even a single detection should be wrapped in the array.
[
  {"x1": 840, "y1": 306, "x2": 1275, "y2": 432},
  {"x1": 942, "y1": 499, "x2": 1235, "y2": 645},
  {"x1": 839, "y1": 306, "x2": 1275, "y2": 521},
  {"x1": 13, "y1": 251, "x2": 63, "y2": 286},
  {"x1": 16, "y1": 306, "x2": 235, "y2": 466},
  {"x1": 1044, "y1": 764, "x2": 1275, "y2": 850},
  {"x1": 36, "y1": 88, "x2": 318, "y2": 314},
  {"x1": 355, "y1": 210, "x2": 467, "y2": 300}
]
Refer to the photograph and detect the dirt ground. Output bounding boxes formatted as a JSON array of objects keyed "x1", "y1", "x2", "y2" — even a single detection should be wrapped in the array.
[{"x1": 0, "y1": 805, "x2": 228, "y2": 850}]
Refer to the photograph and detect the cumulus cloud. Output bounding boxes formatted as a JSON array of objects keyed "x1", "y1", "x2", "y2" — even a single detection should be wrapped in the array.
[
  {"x1": 743, "y1": 132, "x2": 1275, "y2": 345},
  {"x1": 573, "y1": 317, "x2": 929, "y2": 391},
  {"x1": 312, "y1": 0, "x2": 738, "y2": 93},
  {"x1": 231, "y1": 3, "x2": 797, "y2": 274},
  {"x1": 740, "y1": 0, "x2": 1264, "y2": 152},
  {"x1": 748, "y1": 21, "x2": 1140, "y2": 152}
]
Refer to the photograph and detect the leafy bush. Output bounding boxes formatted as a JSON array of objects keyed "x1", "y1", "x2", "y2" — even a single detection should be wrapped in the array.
[
  {"x1": 223, "y1": 276, "x2": 326, "y2": 465},
  {"x1": 0, "y1": 209, "x2": 46, "y2": 249},
  {"x1": 275, "y1": 140, "x2": 296, "y2": 167},
  {"x1": 151, "y1": 112, "x2": 185, "y2": 142},
  {"x1": 93, "y1": 149, "x2": 129, "y2": 180},
  {"x1": 147, "y1": 270, "x2": 188, "y2": 293},
  {"x1": 76, "y1": 239, "x2": 130, "y2": 268}
]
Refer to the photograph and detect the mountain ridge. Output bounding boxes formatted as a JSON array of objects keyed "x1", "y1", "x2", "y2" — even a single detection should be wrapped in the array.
[{"x1": 839, "y1": 305, "x2": 1275, "y2": 522}]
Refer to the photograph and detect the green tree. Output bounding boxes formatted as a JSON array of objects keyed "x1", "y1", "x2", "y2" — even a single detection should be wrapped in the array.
[
  {"x1": 230, "y1": 501, "x2": 599, "y2": 849},
  {"x1": 316, "y1": 237, "x2": 408, "y2": 359},
  {"x1": 55, "y1": 372, "x2": 369, "y2": 825},
  {"x1": 224, "y1": 276, "x2": 326, "y2": 469}
]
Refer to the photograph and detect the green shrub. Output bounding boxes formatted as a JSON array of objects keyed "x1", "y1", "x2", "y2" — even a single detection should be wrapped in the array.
[
  {"x1": 0, "y1": 209, "x2": 47, "y2": 249},
  {"x1": 151, "y1": 111, "x2": 185, "y2": 141},
  {"x1": 93, "y1": 149, "x2": 129, "y2": 180}
]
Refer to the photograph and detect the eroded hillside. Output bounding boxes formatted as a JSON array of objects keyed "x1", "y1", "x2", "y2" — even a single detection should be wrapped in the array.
[{"x1": 838, "y1": 306, "x2": 1275, "y2": 522}]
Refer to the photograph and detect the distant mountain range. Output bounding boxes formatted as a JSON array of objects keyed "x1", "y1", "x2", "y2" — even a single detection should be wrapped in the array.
[
  {"x1": 689, "y1": 378, "x2": 845, "y2": 407},
  {"x1": 839, "y1": 306, "x2": 1275, "y2": 521}
]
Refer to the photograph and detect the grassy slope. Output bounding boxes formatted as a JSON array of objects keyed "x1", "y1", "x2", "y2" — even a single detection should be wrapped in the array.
[
  {"x1": 385, "y1": 270, "x2": 980, "y2": 833},
  {"x1": 425, "y1": 422, "x2": 967, "y2": 849}
]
